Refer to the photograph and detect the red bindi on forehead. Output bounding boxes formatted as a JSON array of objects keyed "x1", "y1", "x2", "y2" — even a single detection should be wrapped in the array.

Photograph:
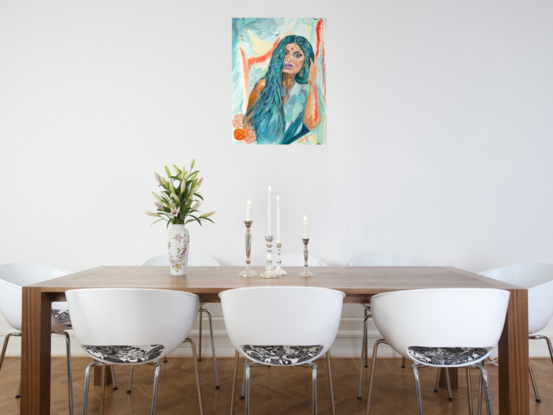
[{"x1": 291, "y1": 46, "x2": 294, "y2": 50}]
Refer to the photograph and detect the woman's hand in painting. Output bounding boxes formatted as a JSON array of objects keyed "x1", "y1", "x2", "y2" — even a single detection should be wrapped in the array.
[
  {"x1": 303, "y1": 59, "x2": 320, "y2": 131},
  {"x1": 307, "y1": 59, "x2": 317, "y2": 87}
]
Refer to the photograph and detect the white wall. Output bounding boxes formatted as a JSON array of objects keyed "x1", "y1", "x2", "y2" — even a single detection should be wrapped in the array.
[{"x1": 1, "y1": 0, "x2": 553, "y2": 357}]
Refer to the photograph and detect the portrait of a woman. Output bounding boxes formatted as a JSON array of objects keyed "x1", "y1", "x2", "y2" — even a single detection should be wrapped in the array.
[{"x1": 232, "y1": 18, "x2": 327, "y2": 145}]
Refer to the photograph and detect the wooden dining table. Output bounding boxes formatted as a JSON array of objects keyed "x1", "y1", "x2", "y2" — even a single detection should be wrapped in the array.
[{"x1": 21, "y1": 265, "x2": 528, "y2": 414}]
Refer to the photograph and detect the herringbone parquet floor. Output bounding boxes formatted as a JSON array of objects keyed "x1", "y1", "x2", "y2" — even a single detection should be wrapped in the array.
[{"x1": 1, "y1": 357, "x2": 552, "y2": 414}]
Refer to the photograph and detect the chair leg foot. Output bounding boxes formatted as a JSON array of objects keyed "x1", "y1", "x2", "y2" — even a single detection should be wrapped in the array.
[
  {"x1": 216, "y1": 385, "x2": 220, "y2": 389},
  {"x1": 536, "y1": 399, "x2": 542, "y2": 403}
]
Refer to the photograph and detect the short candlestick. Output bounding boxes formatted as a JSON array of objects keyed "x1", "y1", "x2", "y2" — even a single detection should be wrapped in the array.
[
  {"x1": 299, "y1": 238, "x2": 313, "y2": 278},
  {"x1": 239, "y1": 221, "x2": 257, "y2": 277}
]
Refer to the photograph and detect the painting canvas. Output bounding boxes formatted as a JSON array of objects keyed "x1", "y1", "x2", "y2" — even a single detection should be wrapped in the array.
[{"x1": 232, "y1": 18, "x2": 327, "y2": 145}]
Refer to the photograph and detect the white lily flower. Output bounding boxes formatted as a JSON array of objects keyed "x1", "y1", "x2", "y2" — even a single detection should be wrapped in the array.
[{"x1": 170, "y1": 207, "x2": 180, "y2": 217}]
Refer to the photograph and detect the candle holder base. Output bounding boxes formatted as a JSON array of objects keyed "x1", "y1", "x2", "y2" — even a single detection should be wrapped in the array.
[
  {"x1": 259, "y1": 269, "x2": 280, "y2": 279},
  {"x1": 240, "y1": 264, "x2": 257, "y2": 278},
  {"x1": 299, "y1": 268, "x2": 313, "y2": 278}
]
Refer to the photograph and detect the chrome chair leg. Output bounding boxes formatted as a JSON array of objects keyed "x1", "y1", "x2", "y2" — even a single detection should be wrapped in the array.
[
  {"x1": 364, "y1": 308, "x2": 369, "y2": 368},
  {"x1": 185, "y1": 338, "x2": 204, "y2": 415},
  {"x1": 111, "y1": 366, "x2": 118, "y2": 390},
  {"x1": 309, "y1": 362, "x2": 318, "y2": 415},
  {"x1": 16, "y1": 381, "x2": 21, "y2": 399},
  {"x1": 466, "y1": 367, "x2": 473, "y2": 415},
  {"x1": 82, "y1": 361, "x2": 99, "y2": 415},
  {"x1": 151, "y1": 361, "x2": 162, "y2": 415},
  {"x1": 432, "y1": 366, "x2": 452, "y2": 400},
  {"x1": 230, "y1": 351, "x2": 240, "y2": 415},
  {"x1": 529, "y1": 360, "x2": 541, "y2": 402},
  {"x1": 241, "y1": 357, "x2": 247, "y2": 399},
  {"x1": 127, "y1": 365, "x2": 134, "y2": 393},
  {"x1": 198, "y1": 305, "x2": 204, "y2": 361},
  {"x1": 477, "y1": 363, "x2": 492, "y2": 415},
  {"x1": 444, "y1": 367, "x2": 453, "y2": 401},
  {"x1": 0, "y1": 332, "x2": 21, "y2": 398},
  {"x1": 365, "y1": 339, "x2": 386, "y2": 415},
  {"x1": 100, "y1": 365, "x2": 106, "y2": 415},
  {"x1": 411, "y1": 363, "x2": 424, "y2": 415},
  {"x1": 477, "y1": 370, "x2": 483, "y2": 415},
  {"x1": 245, "y1": 361, "x2": 254, "y2": 415},
  {"x1": 357, "y1": 314, "x2": 370, "y2": 399},
  {"x1": 434, "y1": 367, "x2": 441, "y2": 392},
  {"x1": 203, "y1": 307, "x2": 220, "y2": 388},
  {"x1": 54, "y1": 331, "x2": 74, "y2": 415},
  {"x1": 326, "y1": 351, "x2": 336, "y2": 415}
]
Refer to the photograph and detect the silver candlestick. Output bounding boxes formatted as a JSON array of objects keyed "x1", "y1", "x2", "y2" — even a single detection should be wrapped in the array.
[
  {"x1": 274, "y1": 243, "x2": 287, "y2": 275},
  {"x1": 299, "y1": 238, "x2": 313, "y2": 277},
  {"x1": 259, "y1": 235, "x2": 279, "y2": 279},
  {"x1": 239, "y1": 221, "x2": 257, "y2": 277}
]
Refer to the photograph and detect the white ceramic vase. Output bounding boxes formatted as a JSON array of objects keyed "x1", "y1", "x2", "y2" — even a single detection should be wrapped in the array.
[{"x1": 167, "y1": 224, "x2": 190, "y2": 276}]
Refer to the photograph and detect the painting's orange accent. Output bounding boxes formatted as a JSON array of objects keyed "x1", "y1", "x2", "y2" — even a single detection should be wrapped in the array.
[
  {"x1": 247, "y1": 38, "x2": 280, "y2": 69},
  {"x1": 315, "y1": 19, "x2": 324, "y2": 59},
  {"x1": 234, "y1": 129, "x2": 247, "y2": 140},
  {"x1": 240, "y1": 48, "x2": 249, "y2": 108}
]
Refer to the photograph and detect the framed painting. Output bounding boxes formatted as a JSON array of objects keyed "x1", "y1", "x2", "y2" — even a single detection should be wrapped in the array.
[{"x1": 232, "y1": 18, "x2": 327, "y2": 145}]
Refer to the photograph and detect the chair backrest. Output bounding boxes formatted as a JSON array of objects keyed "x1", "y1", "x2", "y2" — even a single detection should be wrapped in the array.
[
  {"x1": 143, "y1": 252, "x2": 220, "y2": 267},
  {"x1": 370, "y1": 288, "x2": 510, "y2": 364},
  {"x1": 0, "y1": 263, "x2": 71, "y2": 331},
  {"x1": 251, "y1": 253, "x2": 326, "y2": 267},
  {"x1": 66, "y1": 288, "x2": 199, "y2": 362},
  {"x1": 480, "y1": 263, "x2": 553, "y2": 334},
  {"x1": 349, "y1": 254, "x2": 427, "y2": 266},
  {"x1": 220, "y1": 286, "x2": 344, "y2": 361}
]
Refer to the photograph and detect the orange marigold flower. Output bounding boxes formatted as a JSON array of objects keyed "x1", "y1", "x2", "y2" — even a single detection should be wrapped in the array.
[{"x1": 234, "y1": 128, "x2": 247, "y2": 140}]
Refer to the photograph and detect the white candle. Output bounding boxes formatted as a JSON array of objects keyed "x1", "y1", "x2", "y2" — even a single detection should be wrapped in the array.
[
  {"x1": 277, "y1": 195, "x2": 281, "y2": 243},
  {"x1": 303, "y1": 215, "x2": 308, "y2": 238},
  {"x1": 247, "y1": 200, "x2": 251, "y2": 221},
  {"x1": 268, "y1": 186, "x2": 271, "y2": 235}
]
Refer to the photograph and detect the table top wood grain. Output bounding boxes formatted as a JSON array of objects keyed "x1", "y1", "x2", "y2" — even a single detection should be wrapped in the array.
[{"x1": 30, "y1": 265, "x2": 521, "y2": 303}]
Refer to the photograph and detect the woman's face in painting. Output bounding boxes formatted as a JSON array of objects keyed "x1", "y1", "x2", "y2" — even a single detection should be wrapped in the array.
[{"x1": 282, "y1": 42, "x2": 305, "y2": 76}]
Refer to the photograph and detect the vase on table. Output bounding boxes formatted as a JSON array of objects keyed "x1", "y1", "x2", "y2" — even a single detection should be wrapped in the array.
[{"x1": 167, "y1": 224, "x2": 190, "y2": 276}]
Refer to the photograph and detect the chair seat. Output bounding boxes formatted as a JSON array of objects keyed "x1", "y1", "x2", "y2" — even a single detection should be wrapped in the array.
[
  {"x1": 407, "y1": 346, "x2": 488, "y2": 366},
  {"x1": 83, "y1": 344, "x2": 164, "y2": 364},
  {"x1": 243, "y1": 345, "x2": 323, "y2": 365},
  {"x1": 52, "y1": 309, "x2": 72, "y2": 329}
]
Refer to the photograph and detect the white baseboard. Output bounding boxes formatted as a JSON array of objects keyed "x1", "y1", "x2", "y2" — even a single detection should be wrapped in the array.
[{"x1": 1, "y1": 315, "x2": 552, "y2": 359}]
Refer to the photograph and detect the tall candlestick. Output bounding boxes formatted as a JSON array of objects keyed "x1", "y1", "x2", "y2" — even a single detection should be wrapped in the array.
[
  {"x1": 277, "y1": 195, "x2": 281, "y2": 243},
  {"x1": 303, "y1": 215, "x2": 308, "y2": 238},
  {"x1": 247, "y1": 200, "x2": 251, "y2": 221},
  {"x1": 268, "y1": 186, "x2": 272, "y2": 235}
]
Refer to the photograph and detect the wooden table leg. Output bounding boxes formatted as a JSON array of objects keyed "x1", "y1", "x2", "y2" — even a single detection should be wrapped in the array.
[
  {"x1": 21, "y1": 288, "x2": 52, "y2": 415},
  {"x1": 439, "y1": 367, "x2": 458, "y2": 389},
  {"x1": 499, "y1": 288, "x2": 529, "y2": 414},
  {"x1": 94, "y1": 366, "x2": 113, "y2": 386}
]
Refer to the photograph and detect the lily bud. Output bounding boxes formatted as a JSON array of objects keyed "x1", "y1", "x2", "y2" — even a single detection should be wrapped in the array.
[
  {"x1": 152, "y1": 192, "x2": 161, "y2": 201},
  {"x1": 180, "y1": 180, "x2": 186, "y2": 192},
  {"x1": 191, "y1": 159, "x2": 195, "y2": 170},
  {"x1": 160, "y1": 177, "x2": 168, "y2": 186},
  {"x1": 172, "y1": 193, "x2": 180, "y2": 203},
  {"x1": 164, "y1": 166, "x2": 171, "y2": 176},
  {"x1": 196, "y1": 177, "x2": 203, "y2": 190},
  {"x1": 192, "y1": 201, "x2": 202, "y2": 211},
  {"x1": 154, "y1": 172, "x2": 161, "y2": 184},
  {"x1": 199, "y1": 211, "x2": 215, "y2": 219},
  {"x1": 173, "y1": 164, "x2": 181, "y2": 175},
  {"x1": 145, "y1": 210, "x2": 161, "y2": 217}
]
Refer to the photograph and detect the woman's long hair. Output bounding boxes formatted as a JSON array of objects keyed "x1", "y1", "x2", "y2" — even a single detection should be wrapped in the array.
[{"x1": 246, "y1": 35, "x2": 315, "y2": 144}]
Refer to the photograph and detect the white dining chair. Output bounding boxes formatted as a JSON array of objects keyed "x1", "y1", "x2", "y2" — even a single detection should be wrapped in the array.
[
  {"x1": 366, "y1": 288, "x2": 510, "y2": 415},
  {"x1": 221, "y1": 286, "x2": 344, "y2": 415},
  {"x1": 66, "y1": 288, "x2": 203, "y2": 415},
  {"x1": 350, "y1": 254, "x2": 428, "y2": 399},
  {"x1": 251, "y1": 253, "x2": 327, "y2": 267},
  {"x1": 0, "y1": 263, "x2": 75, "y2": 415},
  {"x1": 142, "y1": 252, "x2": 220, "y2": 389},
  {"x1": 480, "y1": 263, "x2": 553, "y2": 402}
]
